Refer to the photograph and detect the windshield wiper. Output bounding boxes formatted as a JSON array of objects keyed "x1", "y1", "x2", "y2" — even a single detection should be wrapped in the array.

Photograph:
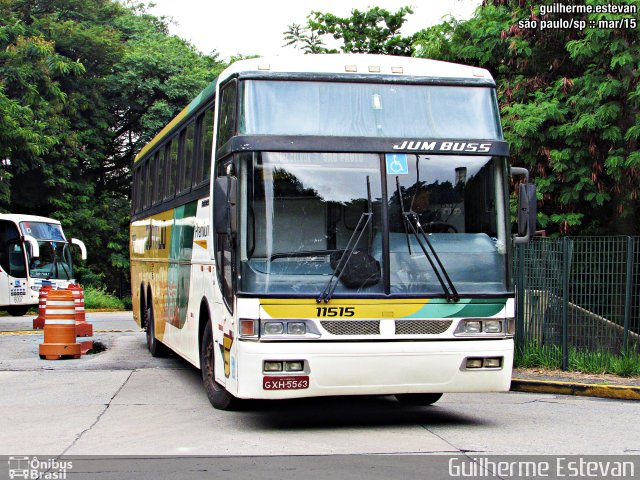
[
  {"x1": 317, "y1": 176, "x2": 373, "y2": 303},
  {"x1": 395, "y1": 176, "x2": 460, "y2": 302}
]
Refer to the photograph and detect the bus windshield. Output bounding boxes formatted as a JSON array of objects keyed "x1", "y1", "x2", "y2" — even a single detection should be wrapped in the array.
[
  {"x1": 239, "y1": 152, "x2": 509, "y2": 297},
  {"x1": 19, "y1": 222, "x2": 72, "y2": 280},
  {"x1": 240, "y1": 80, "x2": 502, "y2": 139},
  {"x1": 19, "y1": 222, "x2": 65, "y2": 241},
  {"x1": 27, "y1": 241, "x2": 74, "y2": 280}
]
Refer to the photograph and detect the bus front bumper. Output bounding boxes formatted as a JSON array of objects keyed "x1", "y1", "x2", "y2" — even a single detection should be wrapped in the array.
[{"x1": 233, "y1": 339, "x2": 513, "y2": 399}]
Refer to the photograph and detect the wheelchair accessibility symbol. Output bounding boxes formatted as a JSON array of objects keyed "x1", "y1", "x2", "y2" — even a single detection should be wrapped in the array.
[{"x1": 385, "y1": 153, "x2": 409, "y2": 175}]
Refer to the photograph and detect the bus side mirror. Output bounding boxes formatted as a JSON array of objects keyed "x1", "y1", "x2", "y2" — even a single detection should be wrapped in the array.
[
  {"x1": 510, "y1": 167, "x2": 537, "y2": 245},
  {"x1": 214, "y1": 176, "x2": 238, "y2": 236},
  {"x1": 22, "y1": 235, "x2": 39, "y2": 258},
  {"x1": 71, "y1": 238, "x2": 87, "y2": 260}
]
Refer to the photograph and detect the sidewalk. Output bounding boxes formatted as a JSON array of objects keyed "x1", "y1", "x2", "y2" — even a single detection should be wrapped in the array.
[{"x1": 512, "y1": 368, "x2": 640, "y2": 400}]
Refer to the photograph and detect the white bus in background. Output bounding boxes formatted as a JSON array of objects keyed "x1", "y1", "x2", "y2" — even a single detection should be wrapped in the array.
[{"x1": 0, "y1": 214, "x2": 87, "y2": 316}]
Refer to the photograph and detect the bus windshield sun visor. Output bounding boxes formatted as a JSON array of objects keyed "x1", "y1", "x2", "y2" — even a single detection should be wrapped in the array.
[
  {"x1": 317, "y1": 176, "x2": 379, "y2": 303},
  {"x1": 395, "y1": 176, "x2": 460, "y2": 303}
]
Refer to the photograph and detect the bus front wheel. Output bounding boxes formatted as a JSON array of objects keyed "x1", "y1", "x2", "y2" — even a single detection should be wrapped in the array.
[
  {"x1": 6, "y1": 306, "x2": 29, "y2": 317},
  {"x1": 394, "y1": 393, "x2": 443, "y2": 406},
  {"x1": 201, "y1": 319, "x2": 238, "y2": 410}
]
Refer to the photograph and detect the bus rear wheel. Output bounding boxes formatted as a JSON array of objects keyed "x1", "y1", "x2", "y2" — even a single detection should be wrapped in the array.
[
  {"x1": 6, "y1": 306, "x2": 29, "y2": 317},
  {"x1": 394, "y1": 393, "x2": 443, "y2": 406},
  {"x1": 201, "y1": 319, "x2": 238, "y2": 410},
  {"x1": 145, "y1": 304, "x2": 168, "y2": 357}
]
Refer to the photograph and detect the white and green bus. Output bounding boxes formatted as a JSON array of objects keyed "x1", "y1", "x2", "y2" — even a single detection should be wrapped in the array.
[
  {"x1": 130, "y1": 54, "x2": 535, "y2": 410},
  {"x1": 0, "y1": 214, "x2": 87, "y2": 316}
]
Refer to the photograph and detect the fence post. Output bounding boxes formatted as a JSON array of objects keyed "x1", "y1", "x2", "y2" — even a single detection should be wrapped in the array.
[
  {"x1": 561, "y1": 237, "x2": 569, "y2": 371},
  {"x1": 516, "y1": 243, "x2": 526, "y2": 352},
  {"x1": 624, "y1": 237, "x2": 634, "y2": 353}
]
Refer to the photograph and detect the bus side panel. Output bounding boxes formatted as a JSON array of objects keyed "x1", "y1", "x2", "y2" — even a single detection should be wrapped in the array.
[
  {"x1": 130, "y1": 223, "x2": 143, "y2": 327},
  {"x1": 162, "y1": 198, "x2": 216, "y2": 367},
  {"x1": 130, "y1": 211, "x2": 173, "y2": 330}
]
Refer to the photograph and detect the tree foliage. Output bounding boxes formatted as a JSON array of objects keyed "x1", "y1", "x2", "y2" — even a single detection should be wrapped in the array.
[
  {"x1": 0, "y1": 0, "x2": 225, "y2": 290},
  {"x1": 284, "y1": 7, "x2": 416, "y2": 56},
  {"x1": 414, "y1": 0, "x2": 640, "y2": 235},
  {"x1": 297, "y1": 1, "x2": 640, "y2": 235}
]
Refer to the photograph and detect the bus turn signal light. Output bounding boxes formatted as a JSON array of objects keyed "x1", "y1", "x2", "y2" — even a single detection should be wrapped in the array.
[{"x1": 240, "y1": 319, "x2": 258, "y2": 337}]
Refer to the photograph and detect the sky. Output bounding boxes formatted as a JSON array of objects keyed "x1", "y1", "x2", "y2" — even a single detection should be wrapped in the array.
[{"x1": 146, "y1": 0, "x2": 482, "y2": 60}]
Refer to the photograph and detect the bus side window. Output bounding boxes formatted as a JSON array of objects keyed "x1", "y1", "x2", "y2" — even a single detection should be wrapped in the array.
[
  {"x1": 180, "y1": 122, "x2": 195, "y2": 193},
  {"x1": 153, "y1": 150, "x2": 163, "y2": 205},
  {"x1": 131, "y1": 167, "x2": 138, "y2": 213},
  {"x1": 144, "y1": 157, "x2": 153, "y2": 209},
  {"x1": 217, "y1": 81, "x2": 237, "y2": 149},
  {"x1": 196, "y1": 107, "x2": 214, "y2": 185},
  {"x1": 165, "y1": 139, "x2": 179, "y2": 200},
  {"x1": 140, "y1": 163, "x2": 147, "y2": 211}
]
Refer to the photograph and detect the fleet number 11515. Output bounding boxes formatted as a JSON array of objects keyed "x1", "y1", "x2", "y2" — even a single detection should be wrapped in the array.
[{"x1": 316, "y1": 306, "x2": 355, "y2": 317}]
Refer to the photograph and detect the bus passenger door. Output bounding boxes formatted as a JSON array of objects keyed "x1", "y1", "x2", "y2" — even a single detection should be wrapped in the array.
[
  {"x1": 213, "y1": 161, "x2": 237, "y2": 387},
  {"x1": 0, "y1": 255, "x2": 8, "y2": 307},
  {"x1": 0, "y1": 221, "x2": 28, "y2": 307},
  {"x1": 6, "y1": 241, "x2": 28, "y2": 305}
]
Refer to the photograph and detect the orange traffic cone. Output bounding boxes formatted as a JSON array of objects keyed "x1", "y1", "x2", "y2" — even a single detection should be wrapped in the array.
[
  {"x1": 33, "y1": 285, "x2": 53, "y2": 330},
  {"x1": 39, "y1": 290, "x2": 81, "y2": 360},
  {"x1": 67, "y1": 284, "x2": 92, "y2": 337}
]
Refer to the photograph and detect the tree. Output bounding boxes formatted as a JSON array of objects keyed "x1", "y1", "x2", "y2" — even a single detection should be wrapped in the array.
[
  {"x1": 283, "y1": 7, "x2": 416, "y2": 56},
  {"x1": 0, "y1": 0, "x2": 226, "y2": 291},
  {"x1": 414, "y1": 0, "x2": 640, "y2": 235},
  {"x1": 282, "y1": 23, "x2": 327, "y2": 54}
]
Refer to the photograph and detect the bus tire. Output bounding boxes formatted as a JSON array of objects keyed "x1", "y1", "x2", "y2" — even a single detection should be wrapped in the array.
[
  {"x1": 6, "y1": 305, "x2": 29, "y2": 317},
  {"x1": 201, "y1": 319, "x2": 238, "y2": 410},
  {"x1": 394, "y1": 393, "x2": 443, "y2": 406},
  {"x1": 145, "y1": 303, "x2": 169, "y2": 357}
]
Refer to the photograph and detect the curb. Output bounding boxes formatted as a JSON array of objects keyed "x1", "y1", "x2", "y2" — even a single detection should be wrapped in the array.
[{"x1": 511, "y1": 378, "x2": 640, "y2": 401}]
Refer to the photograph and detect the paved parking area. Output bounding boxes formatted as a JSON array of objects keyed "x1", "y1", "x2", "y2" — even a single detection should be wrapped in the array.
[{"x1": 1, "y1": 312, "x2": 639, "y2": 459}]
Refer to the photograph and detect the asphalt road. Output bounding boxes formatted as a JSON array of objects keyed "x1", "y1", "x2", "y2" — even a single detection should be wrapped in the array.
[{"x1": 1, "y1": 312, "x2": 639, "y2": 479}]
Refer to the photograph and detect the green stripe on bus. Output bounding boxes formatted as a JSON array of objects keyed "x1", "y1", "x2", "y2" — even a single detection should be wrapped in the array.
[
  {"x1": 406, "y1": 298, "x2": 506, "y2": 318},
  {"x1": 167, "y1": 201, "x2": 198, "y2": 329}
]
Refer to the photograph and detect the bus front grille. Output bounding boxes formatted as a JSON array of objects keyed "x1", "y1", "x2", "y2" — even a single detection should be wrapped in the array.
[
  {"x1": 320, "y1": 320, "x2": 380, "y2": 336},
  {"x1": 394, "y1": 320, "x2": 453, "y2": 335}
]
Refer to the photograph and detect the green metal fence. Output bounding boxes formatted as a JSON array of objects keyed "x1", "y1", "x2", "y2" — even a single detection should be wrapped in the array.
[{"x1": 514, "y1": 236, "x2": 640, "y2": 371}]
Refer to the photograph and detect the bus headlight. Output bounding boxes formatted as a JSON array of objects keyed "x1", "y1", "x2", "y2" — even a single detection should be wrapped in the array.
[
  {"x1": 464, "y1": 357, "x2": 503, "y2": 369},
  {"x1": 285, "y1": 361, "x2": 304, "y2": 372},
  {"x1": 257, "y1": 320, "x2": 321, "y2": 340},
  {"x1": 264, "y1": 361, "x2": 283, "y2": 372},
  {"x1": 483, "y1": 357, "x2": 502, "y2": 368},
  {"x1": 287, "y1": 322, "x2": 306, "y2": 335},
  {"x1": 462, "y1": 320, "x2": 482, "y2": 334},
  {"x1": 466, "y1": 358, "x2": 483, "y2": 368},
  {"x1": 455, "y1": 319, "x2": 508, "y2": 337},
  {"x1": 264, "y1": 322, "x2": 285, "y2": 335},
  {"x1": 483, "y1": 320, "x2": 502, "y2": 333}
]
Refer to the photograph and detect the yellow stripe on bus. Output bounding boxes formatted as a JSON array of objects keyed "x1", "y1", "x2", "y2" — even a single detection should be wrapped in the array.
[{"x1": 260, "y1": 299, "x2": 430, "y2": 319}]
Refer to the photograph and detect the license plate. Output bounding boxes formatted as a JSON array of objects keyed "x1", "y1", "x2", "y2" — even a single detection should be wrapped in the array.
[{"x1": 263, "y1": 376, "x2": 309, "y2": 390}]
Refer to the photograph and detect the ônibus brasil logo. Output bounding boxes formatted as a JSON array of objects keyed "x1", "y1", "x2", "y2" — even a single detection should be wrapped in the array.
[{"x1": 8, "y1": 456, "x2": 73, "y2": 480}]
